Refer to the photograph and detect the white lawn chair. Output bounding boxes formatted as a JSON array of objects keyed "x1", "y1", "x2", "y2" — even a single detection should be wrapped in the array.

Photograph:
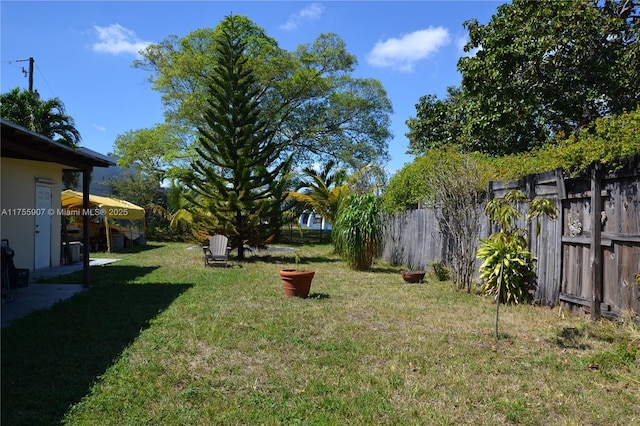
[{"x1": 202, "y1": 235, "x2": 230, "y2": 267}]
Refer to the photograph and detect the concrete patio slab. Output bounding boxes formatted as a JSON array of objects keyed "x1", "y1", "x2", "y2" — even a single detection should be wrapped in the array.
[
  {"x1": 1, "y1": 258, "x2": 120, "y2": 328},
  {"x1": 30, "y1": 258, "x2": 120, "y2": 280},
  {"x1": 1, "y1": 283, "x2": 87, "y2": 327}
]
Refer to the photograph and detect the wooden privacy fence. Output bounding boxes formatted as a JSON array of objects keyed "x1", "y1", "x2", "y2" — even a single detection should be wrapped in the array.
[
  {"x1": 382, "y1": 208, "x2": 447, "y2": 270},
  {"x1": 381, "y1": 158, "x2": 640, "y2": 322}
]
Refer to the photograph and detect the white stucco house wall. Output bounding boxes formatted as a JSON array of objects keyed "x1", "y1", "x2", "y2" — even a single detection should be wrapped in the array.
[{"x1": 1, "y1": 119, "x2": 113, "y2": 275}]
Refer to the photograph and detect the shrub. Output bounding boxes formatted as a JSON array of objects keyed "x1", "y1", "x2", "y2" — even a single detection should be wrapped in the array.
[
  {"x1": 477, "y1": 231, "x2": 534, "y2": 304},
  {"x1": 478, "y1": 190, "x2": 556, "y2": 305},
  {"x1": 431, "y1": 260, "x2": 451, "y2": 281}
]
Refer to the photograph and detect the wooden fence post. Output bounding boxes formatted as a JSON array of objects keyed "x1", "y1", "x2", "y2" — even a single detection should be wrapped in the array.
[{"x1": 590, "y1": 165, "x2": 603, "y2": 320}]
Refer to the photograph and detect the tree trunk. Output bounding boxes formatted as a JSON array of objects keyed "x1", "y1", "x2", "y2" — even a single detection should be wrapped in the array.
[
  {"x1": 236, "y1": 210, "x2": 245, "y2": 261},
  {"x1": 495, "y1": 261, "x2": 504, "y2": 340}
]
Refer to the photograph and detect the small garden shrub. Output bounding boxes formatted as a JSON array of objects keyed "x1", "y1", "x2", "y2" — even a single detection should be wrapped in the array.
[
  {"x1": 431, "y1": 260, "x2": 451, "y2": 281},
  {"x1": 478, "y1": 190, "x2": 557, "y2": 304}
]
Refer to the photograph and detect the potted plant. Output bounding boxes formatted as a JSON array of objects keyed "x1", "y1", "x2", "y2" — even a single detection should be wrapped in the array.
[
  {"x1": 279, "y1": 253, "x2": 315, "y2": 298},
  {"x1": 401, "y1": 270, "x2": 426, "y2": 283}
]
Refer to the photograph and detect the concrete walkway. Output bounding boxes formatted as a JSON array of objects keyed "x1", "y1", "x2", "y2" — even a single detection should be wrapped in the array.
[{"x1": 1, "y1": 258, "x2": 120, "y2": 328}]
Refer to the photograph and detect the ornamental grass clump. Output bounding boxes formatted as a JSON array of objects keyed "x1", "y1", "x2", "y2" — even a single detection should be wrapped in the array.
[{"x1": 332, "y1": 193, "x2": 382, "y2": 270}]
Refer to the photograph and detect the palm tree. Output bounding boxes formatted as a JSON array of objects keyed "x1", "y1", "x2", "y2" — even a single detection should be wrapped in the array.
[
  {"x1": 286, "y1": 160, "x2": 350, "y2": 228},
  {"x1": 0, "y1": 87, "x2": 80, "y2": 147}
]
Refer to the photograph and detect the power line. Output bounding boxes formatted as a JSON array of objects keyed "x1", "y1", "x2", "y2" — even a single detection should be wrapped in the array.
[{"x1": 34, "y1": 62, "x2": 56, "y2": 98}]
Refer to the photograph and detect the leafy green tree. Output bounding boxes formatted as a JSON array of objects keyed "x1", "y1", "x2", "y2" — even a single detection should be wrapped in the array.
[
  {"x1": 133, "y1": 16, "x2": 392, "y2": 170},
  {"x1": 405, "y1": 86, "x2": 466, "y2": 155},
  {"x1": 458, "y1": 0, "x2": 640, "y2": 154},
  {"x1": 113, "y1": 123, "x2": 190, "y2": 184},
  {"x1": 183, "y1": 15, "x2": 292, "y2": 260},
  {"x1": 109, "y1": 169, "x2": 165, "y2": 208},
  {"x1": 407, "y1": 0, "x2": 640, "y2": 157}
]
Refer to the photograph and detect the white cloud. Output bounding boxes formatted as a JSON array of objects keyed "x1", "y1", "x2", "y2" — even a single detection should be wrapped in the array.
[
  {"x1": 367, "y1": 27, "x2": 451, "y2": 72},
  {"x1": 280, "y1": 3, "x2": 324, "y2": 31},
  {"x1": 92, "y1": 123, "x2": 106, "y2": 132},
  {"x1": 92, "y1": 24, "x2": 150, "y2": 55}
]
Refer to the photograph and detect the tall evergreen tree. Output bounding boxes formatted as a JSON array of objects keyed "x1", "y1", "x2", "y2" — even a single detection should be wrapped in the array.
[{"x1": 185, "y1": 16, "x2": 292, "y2": 260}]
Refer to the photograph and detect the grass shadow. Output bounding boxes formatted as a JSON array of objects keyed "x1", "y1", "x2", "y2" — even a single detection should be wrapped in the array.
[
  {"x1": 369, "y1": 265, "x2": 405, "y2": 274},
  {"x1": 554, "y1": 327, "x2": 592, "y2": 350},
  {"x1": 275, "y1": 228, "x2": 332, "y2": 246},
  {"x1": 114, "y1": 242, "x2": 165, "y2": 254},
  {"x1": 307, "y1": 292, "x2": 331, "y2": 300},
  {"x1": 293, "y1": 255, "x2": 342, "y2": 265},
  {"x1": 238, "y1": 254, "x2": 342, "y2": 266},
  {"x1": 90, "y1": 242, "x2": 165, "y2": 256},
  {"x1": 1, "y1": 266, "x2": 192, "y2": 426},
  {"x1": 36, "y1": 265, "x2": 162, "y2": 285}
]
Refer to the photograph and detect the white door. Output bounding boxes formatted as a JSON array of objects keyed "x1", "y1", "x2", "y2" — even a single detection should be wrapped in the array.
[{"x1": 35, "y1": 184, "x2": 52, "y2": 269}]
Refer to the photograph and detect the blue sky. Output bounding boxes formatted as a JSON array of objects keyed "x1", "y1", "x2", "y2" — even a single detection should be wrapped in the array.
[{"x1": 1, "y1": 1, "x2": 504, "y2": 174}]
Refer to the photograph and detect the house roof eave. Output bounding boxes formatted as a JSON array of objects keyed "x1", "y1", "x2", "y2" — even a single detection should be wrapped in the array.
[{"x1": 0, "y1": 119, "x2": 114, "y2": 170}]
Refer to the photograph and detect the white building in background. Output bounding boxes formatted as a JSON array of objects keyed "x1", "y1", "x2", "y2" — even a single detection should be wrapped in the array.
[
  {"x1": 72, "y1": 154, "x2": 133, "y2": 196},
  {"x1": 299, "y1": 211, "x2": 331, "y2": 230}
]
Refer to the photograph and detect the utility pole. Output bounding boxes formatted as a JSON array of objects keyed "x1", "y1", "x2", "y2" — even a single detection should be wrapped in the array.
[{"x1": 17, "y1": 57, "x2": 34, "y2": 92}]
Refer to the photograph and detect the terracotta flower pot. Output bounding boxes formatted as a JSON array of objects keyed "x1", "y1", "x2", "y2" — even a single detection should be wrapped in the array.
[
  {"x1": 401, "y1": 271, "x2": 426, "y2": 283},
  {"x1": 280, "y1": 269, "x2": 315, "y2": 298}
]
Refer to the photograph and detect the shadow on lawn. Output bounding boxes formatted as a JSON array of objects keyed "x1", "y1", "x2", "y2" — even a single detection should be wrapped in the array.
[
  {"x1": 1, "y1": 265, "x2": 192, "y2": 426},
  {"x1": 239, "y1": 254, "x2": 342, "y2": 266},
  {"x1": 275, "y1": 229, "x2": 332, "y2": 246},
  {"x1": 38, "y1": 264, "x2": 164, "y2": 285},
  {"x1": 112, "y1": 242, "x2": 165, "y2": 254},
  {"x1": 554, "y1": 326, "x2": 593, "y2": 350}
]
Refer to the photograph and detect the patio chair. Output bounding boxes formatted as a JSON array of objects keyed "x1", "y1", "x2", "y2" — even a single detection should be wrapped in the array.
[{"x1": 202, "y1": 235, "x2": 230, "y2": 267}]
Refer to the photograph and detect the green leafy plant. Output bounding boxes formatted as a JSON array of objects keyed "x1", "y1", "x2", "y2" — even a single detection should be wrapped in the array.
[
  {"x1": 332, "y1": 193, "x2": 382, "y2": 270},
  {"x1": 477, "y1": 231, "x2": 533, "y2": 304},
  {"x1": 431, "y1": 260, "x2": 451, "y2": 282},
  {"x1": 478, "y1": 190, "x2": 557, "y2": 339},
  {"x1": 487, "y1": 107, "x2": 640, "y2": 180}
]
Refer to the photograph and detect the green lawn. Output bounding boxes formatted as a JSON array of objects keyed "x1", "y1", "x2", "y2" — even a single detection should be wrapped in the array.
[{"x1": 2, "y1": 241, "x2": 638, "y2": 425}]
